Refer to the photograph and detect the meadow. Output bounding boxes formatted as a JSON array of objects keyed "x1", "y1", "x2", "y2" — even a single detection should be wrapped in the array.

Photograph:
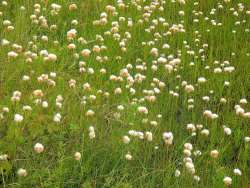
[{"x1": 0, "y1": 0, "x2": 250, "y2": 187}]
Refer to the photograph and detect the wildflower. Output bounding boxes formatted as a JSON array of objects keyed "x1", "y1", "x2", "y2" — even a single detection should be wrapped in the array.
[
  {"x1": 184, "y1": 143, "x2": 193, "y2": 151},
  {"x1": 23, "y1": 105, "x2": 32, "y2": 111},
  {"x1": 224, "y1": 127, "x2": 232, "y2": 136},
  {"x1": 210, "y1": 150, "x2": 219, "y2": 159},
  {"x1": 183, "y1": 149, "x2": 191, "y2": 157},
  {"x1": 145, "y1": 131, "x2": 153, "y2": 141},
  {"x1": 220, "y1": 98, "x2": 227, "y2": 104},
  {"x1": 200, "y1": 129, "x2": 209, "y2": 136},
  {"x1": 114, "y1": 87, "x2": 122, "y2": 95},
  {"x1": 185, "y1": 162, "x2": 195, "y2": 174},
  {"x1": 123, "y1": 136, "x2": 130, "y2": 144},
  {"x1": 186, "y1": 124, "x2": 196, "y2": 132},
  {"x1": 53, "y1": 113, "x2": 61, "y2": 122},
  {"x1": 223, "y1": 176, "x2": 232, "y2": 186},
  {"x1": 185, "y1": 84, "x2": 194, "y2": 93},
  {"x1": 203, "y1": 110, "x2": 218, "y2": 119},
  {"x1": 178, "y1": 0, "x2": 186, "y2": 5},
  {"x1": 8, "y1": 51, "x2": 18, "y2": 58},
  {"x1": 69, "y1": 4, "x2": 78, "y2": 11},
  {"x1": 89, "y1": 126, "x2": 95, "y2": 139},
  {"x1": 163, "y1": 132, "x2": 174, "y2": 145},
  {"x1": 202, "y1": 96, "x2": 210, "y2": 102},
  {"x1": 137, "y1": 106, "x2": 148, "y2": 114},
  {"x1": 17, "y1": 168, "x2": 27, "y2": 177},
  {"x1": 175, "y1": 169, "x2": 181, "y2": 177},
  {"x1": 22, "y1": 75, "x2": 30, "y2": 81},
  {"x1": 74, "y1": 152, "x2": 81, "y2": 161},
  {"x1": 125, "y1": 153, "x2": 132, "y2": 160},
  {"x1": 233, "y1": 168, "x2": 242, "y2": 176},
  {"x1": 194, "y1": 175, "x2": 200, "y2": 182},
  {"x1": 197, "y1": 77, "x2": 207, "y2": 83},
  {"x1": 14, "y1": 114, "x2": 24, "y2": 123},
  {"x1": 0, "y1": 154, "x2": 8, "y2": 161},
  {"x1": 239, "y1": 98, "x2": 247, "y2": 104},
  {"x1": 86, "y1": 109, "x2": 95, "y2": 117},
  {"x1": 42, "y1": 101, "x2": 48, "y2": 108},
  {"x1": 150, "y1": 48, "x2": 159, "y2": 57},
  {"x1": 33, "y1": 89, "x2": 44, "y2": 98},
  {"x1": 245, "y1": 137, "x2": 250, "y2": 143},
  {"x1": 34, "y1": 143, "x2": 44, "y2": 153},
  {"x1": 81, "y1": 49, "x2": 91, "y2": 57}
]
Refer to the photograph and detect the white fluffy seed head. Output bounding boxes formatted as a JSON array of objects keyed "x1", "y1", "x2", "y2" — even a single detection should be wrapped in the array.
[
  {"x1": 223, "y1": 176, "x2": 232, "y2": 186},
  {"x1": 210, "y1": 150, "x2": 219, "y2": 159},
  {"x1": 122, "y1": 135, "x2": 130, "y2": 144},
  {"x1": 184, "y1": 84, "x2": 194, "y2": 93},
  {"x1": 175, "y1": 169, "x2": 181, "y2": 177},
  {"x1": 74, "y1": 152, "x2": 81, "y2": 161},
  {"x1": 17, "y1": 168, "x2": 27, "y2": 177},
  {"x1": 34, "y1": 143, "x2": 44, "y2": 153},
  {"x1": 233, "y1": 168, "x2": 242, "y2": 176},
  {"x1": 137, "y1": 106, "x2": 148, "y2": 114},
  {"x1": 14, "y1": 114, "x2": 24, "y2": 123},
  {"x1": 125, "y1": 153, "x2": 132, "y2": 160},
  {"x1": 224, "y1": 127, "x2": 232, "y2": 135}
]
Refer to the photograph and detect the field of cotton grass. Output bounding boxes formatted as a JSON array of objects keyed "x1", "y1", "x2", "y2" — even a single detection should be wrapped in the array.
[{"x1": 0, "y1": 0, "x2": 250, "y2": 187}]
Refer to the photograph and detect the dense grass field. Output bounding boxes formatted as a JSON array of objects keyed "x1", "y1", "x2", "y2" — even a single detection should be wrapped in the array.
[{"x1": 0, "y1": 0, "x2": 250, "y2": 187}]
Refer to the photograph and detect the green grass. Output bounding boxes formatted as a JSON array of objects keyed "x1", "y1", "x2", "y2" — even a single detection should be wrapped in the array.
[{"x1": 0, "y1": 0, "x2": 250, "y2": 187}]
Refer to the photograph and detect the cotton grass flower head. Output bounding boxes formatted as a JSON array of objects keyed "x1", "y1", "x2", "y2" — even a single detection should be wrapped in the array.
[
  {"x1": 42, "y1": 101, "x2": 48, "y2": 108},
  {"x1": 122, "y1": 135, "x2": 130, "y2": 144},
  {"x1": 185, "y1": 161, "x2": 195, "y2": 174},
  {"x1": 11, "y1": 91, "x2": 22, "y2": 102},
  {"x1": 175, "y1": 169, "x2": 181, "y2": 177},
  {"x1": 194, "y1": 175, "x2": 200, "y2": 182},
  {"x1": 14, "y1": 114, "x2": 23, "y2": 123},
  {"x1": 89, "y1": 126, "x2": 95, "y2": 139},
  {"x1": 244, "y1": 137, "x2": 250, "y2": 143},
  {"x1": 53, "y1": 113, "x2": 61, "y2": 122},
  {"x1": 223, "y1": 126, "x2": 232, "y2": 136},
  {"x1": 203, "y1": 110, "x2": 218, "y2": 119},
  {"x1": 8, "y1": 51, "x2": 18, "y2": 58},
  {"x1": 184, "y1": 143, "x2": 193, "y2": 151},
  {"x1": 235, "y1": 105, "x2": 245, "y2": 116},
  {"x1": 163, "y1": 132, "x2": 174, "y2": 145},
  {"x1": 178, "y1": 0, "x2": 186, "y2": 5},
  {"x1": 69, "y1": 4, "x2": 78, "y2": 11},
  {"x1": 200, "y1": 129, "x2": 209, "y2": 136},
  {"x1": 233, "y1": 168, "x2": 242, "y2": 176},
  {"x1": 125, "y1": 153, "x2": 132, "y2": 160},
  {"x1": 86, "y1": 109, "x2": 95, "y2": 117},
  {"x1": 184, "y1": 84, "x2": 194, "y2": 93},
  {"x1": 17, "y1": 168, "x2": 27, "y2": 177},
  {"x1": 197, "y1": 77, "x2": 207, "y2": 83},
  {"x1": 223, "y1": 176, "x2": 232, "y2": 186},
  {"x1": 81, "y1": 49, "x2": 91, "y2": 57},
  {"x1": 45, "y1": 53, "x2": 57, "y2": 62},
  {"x1": 34, "y1": 143, "x2": 44, "y2": 153},
  {"x1": 74, "y1": 152, "x2": 81, "y2": 161},
  {"x1": 145, "y1": 131, "x2": 153, "y2": 141},
  {"x1": 239, "y1": 98, "x2": 248, "y2": 104},
  {"x1": 23, "y1": 105, "x2": 32, "y2": 111},
  {"x1": 210, "y1": 150, "x2": 219, "y2": 159},
  {"x1": 150, "y1": 48, "x2": 159, "y2": 57},
  {"x1": 137, "y1": 106, "x2": 148, "y2": 114}
]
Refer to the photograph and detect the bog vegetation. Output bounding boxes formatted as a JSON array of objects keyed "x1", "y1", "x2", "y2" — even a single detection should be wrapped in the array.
[{"x1": 0, "y1": 0, "x2": 250, "y2": 187}]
